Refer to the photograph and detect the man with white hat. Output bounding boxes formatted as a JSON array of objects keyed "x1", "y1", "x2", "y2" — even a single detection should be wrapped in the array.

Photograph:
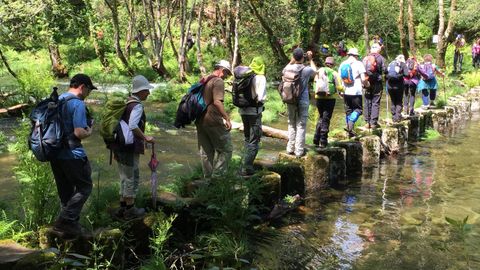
[
  {"x1": 196, "y1": 60, "x2": 233, "y2": 178},
  {"x1": 113, "y1": 75, "x2": 155, "y2": 220},
  {"x1": 338, "y1": 48, "x2": 368, "y2": 138},
  {"x1": 363, "y1": 43, "x2": 387, "y2": 129}
]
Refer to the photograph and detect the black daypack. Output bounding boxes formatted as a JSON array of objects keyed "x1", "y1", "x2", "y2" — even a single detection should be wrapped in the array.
[
  {"x1": 29, "y1": 87, "x2": 79, "y2": 162},
  {"x1": 232, "y1": 66, "x2": 257, "y2": 108},
  {"x1": 174, "y1": 75, "x2": 216, "y2": 128}
]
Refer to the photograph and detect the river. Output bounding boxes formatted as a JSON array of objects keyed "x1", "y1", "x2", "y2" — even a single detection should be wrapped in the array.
[{"x1": 252, "y1": 116, "x2": 480, "y2": 269}]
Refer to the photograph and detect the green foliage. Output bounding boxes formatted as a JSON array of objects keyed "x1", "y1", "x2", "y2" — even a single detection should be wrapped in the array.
[
  {"x1": 149, "y1": 82, "x2": 188, "y2": 103},
  {"x1": 462, "y1": 71, "x2": 480, "y2": 88},
  {"x1": 10, "y1": 119, "x2": 58, "y2": 229},
  {"x1": 445, "y1": 216, "x2": 473, "y2": 237},
  {"x1": 142, "y1": 213, "x2": 177, "y2": 270},
  {"x1": 17, "y1": 69, "x2": 55, "y2": 103},
  {"x1": 415, "y1": 23, "x2": 434, "y2": 48},
  {"x1": 0, "y1": 210, "x2": 31, "y2": 241}
]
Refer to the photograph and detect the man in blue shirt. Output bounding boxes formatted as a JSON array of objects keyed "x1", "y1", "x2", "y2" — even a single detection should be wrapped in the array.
[{"x1": 52, "y1": 74, "x2": 96, "y2": 237}]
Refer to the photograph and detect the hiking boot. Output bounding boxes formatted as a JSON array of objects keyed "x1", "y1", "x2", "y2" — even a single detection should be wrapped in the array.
[
  {"x1": 429, "y1": 101, "x2": 436, "y2": 107},
  {"x1": 239, "y1": 170, "x2": 255, "y2": 178},
  {"x1": 52, "y1": 218, "x2": 83, "y2": 238},
  {"x1": 113, "y1": 207, "x2": 126, "y2": 219},
  {"x1": 123, "y1": 206, "x2": 146, "y2": 220}
]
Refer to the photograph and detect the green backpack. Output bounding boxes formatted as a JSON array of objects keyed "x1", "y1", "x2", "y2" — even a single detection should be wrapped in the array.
[{"x1": 100, "y1": 94, "x2": 139, "y2": 145}]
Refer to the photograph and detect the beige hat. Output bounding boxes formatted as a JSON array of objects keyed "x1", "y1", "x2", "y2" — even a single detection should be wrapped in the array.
[
  {"x1": 214, "y1": 60, "x2": 232, "y2": 75},
  {"x1": 325, "y1": 57, "x2": 335, "y2": 65},
  {"x1": 132, "y1": 75, "x2": 154, "y2": 94},
  {"x1": 347, "y1": 48, "x2": 360, "y2": 56}
]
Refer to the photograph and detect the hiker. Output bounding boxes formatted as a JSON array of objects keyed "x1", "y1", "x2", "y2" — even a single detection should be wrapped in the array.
[
  {"x1": 335, "y1": 40, "x2": 347, "y2": 57},
  {"x1": 363, "y1": 43, "x2": 387, "y2": 129},
  {"x1": 310, "y1": 56, "x2": 344, "y2": 148},
  {"x1": 51, "y1": 74, "x2": 96, "y2": 237},
  {"x1": 403, "y1": 56, "x2": 420, "y2": 116},
  {"x1": 453, "y1": 34, "x2": 466, "y2": 73},
  {"x1": 196, "y1": 60, "x2": 233, "y2": 178},
  {"x1": 113, "y1": 75, "x2": 154, "y2": 220},
  {"x1": 417, "y1": 54, "x2": 445, "y2": 108},
  {"x1": 282, "y1": 48, "x2": 315, "y2": 157},
  {"x1": 472, "y1": 38, "x2": 480, "y2": 69},
  {"x1": 386, "y1": 55, "x2": 409, "y2": 122},
  {"x1": 338, "y1": 48, "x2": 368, "y2": 138},
  {"x1": 238, "y1": 57, "x2": 267, "y2": 176}
]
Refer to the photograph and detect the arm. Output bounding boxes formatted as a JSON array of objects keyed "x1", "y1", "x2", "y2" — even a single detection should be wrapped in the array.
[
  {"x1": 212, "y1": 99, "x2": 231, "y2": 130},
  {"x1": 254, "y1": 75, "x2": 267, "y2": 103},
  {"x1": 72, "y1": 101, "x2": 92, "y2": 140},
  {"x1": 211, "y1": 79, "x2": 232, "y2": 130},
  {"x1": 129, "y1": 104, "x2": 155, "y2": 143}
]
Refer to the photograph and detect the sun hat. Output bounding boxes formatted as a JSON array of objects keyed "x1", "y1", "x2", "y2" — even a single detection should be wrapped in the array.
[
  {"x1": 370, "y1": 43, "x2": 381, "y2": 52},
  {"x1": 214, "y1": 60, "x2": 232, "y2": 75},
  {"x1": 132, "y1": 75, "x2": 154, "y2": 94},
  {"x1": 325, "y1": 57, "x2": 335, "y2": 65},
  {"x1": 396, "y1": 54, "x2": 406, "y2": 63},
  {"x1": 347, "y1": 48, "x2": 360, "y2": 56}
]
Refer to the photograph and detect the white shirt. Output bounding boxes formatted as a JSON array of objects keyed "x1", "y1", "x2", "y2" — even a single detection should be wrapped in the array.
[{"x1": 339, "y1": 57, "x2": 366, "y2": 96}]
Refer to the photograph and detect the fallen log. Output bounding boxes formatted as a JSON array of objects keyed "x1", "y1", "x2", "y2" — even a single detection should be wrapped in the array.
[{"x1": 232, "y1": 121, "x2": 288, "y2": 140}]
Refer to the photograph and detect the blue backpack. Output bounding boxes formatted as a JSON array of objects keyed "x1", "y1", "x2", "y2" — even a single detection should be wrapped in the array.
[
  {"x1": 340, "y1": 63, "x2": 354, "y2": 84},
  {"x1": 29, "y1": 87, "x2": 79, "y2": 162},
  {"x1": 174, "y1": 76, "x2": 216, "y2": 128},
  {"x1": 419, "y1": 63, "x2": 436, "y2": 81}
]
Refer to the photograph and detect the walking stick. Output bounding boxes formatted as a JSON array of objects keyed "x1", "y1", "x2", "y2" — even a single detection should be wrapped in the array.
[
  {"x1": 385, "y1": 83, "x2": 389, "y2": 121},
  {"x1": 442, "y1": 76, "x2": 447, "y2": 106}
]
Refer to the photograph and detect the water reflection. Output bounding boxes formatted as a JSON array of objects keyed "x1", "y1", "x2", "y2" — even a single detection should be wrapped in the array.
[{"x1": 254, "y1": 120, "x2": 480, "y2": 270}]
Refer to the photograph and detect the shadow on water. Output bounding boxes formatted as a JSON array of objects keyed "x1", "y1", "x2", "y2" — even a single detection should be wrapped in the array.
[{"x1": 253, "y1": 120, "x2": 480, "y2": 270}]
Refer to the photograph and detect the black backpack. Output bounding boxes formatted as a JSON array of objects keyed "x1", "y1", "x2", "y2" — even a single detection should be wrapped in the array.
[
  {"x1": 232, "y1": 66, "x2": 257, "y2": 108},
  {"x1": 174, "y1": 75, "x2": 216, "y2": 128},
  {"x1": 29, "y1": 87, "x2": 79, "y2": 162}
]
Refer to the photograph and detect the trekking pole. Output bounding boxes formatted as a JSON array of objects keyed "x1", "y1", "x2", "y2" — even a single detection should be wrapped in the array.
[
  {"x1": 385, "y1": 84, "x2": 389, "y2": 121},
  {"x1": 443, "y1": 76, "x2": 447, "y2": 106}
]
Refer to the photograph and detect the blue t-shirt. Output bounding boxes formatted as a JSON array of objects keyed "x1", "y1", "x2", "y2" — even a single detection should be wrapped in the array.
[{"x1": 56, "y1": 93, "x2": 88, "y2": 159}]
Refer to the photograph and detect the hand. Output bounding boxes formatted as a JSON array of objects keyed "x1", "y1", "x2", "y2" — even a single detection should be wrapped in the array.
[
  {"x1": 145, "y1": 136, "x2": 155, "y2": 143},
  {"x1": 224, "y1": 118, "x2": 232, "y2": 131},
  {"x1": 85, "y1": 126, "x2": 92, "y2": 136}
]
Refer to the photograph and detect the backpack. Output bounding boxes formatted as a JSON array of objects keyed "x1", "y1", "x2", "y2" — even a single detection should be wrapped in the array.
[
  {"x1": 278, "y1": 65, "x2": 305, "y2": 104},
  {"x1": 174, "y1": 75, "x2": 216, "y2": 128},
  {"x1": 99, "y1": 94, "x2": 140, "y2": 147},
  {"x1": 339, "y1": 62, "x2": 354, "y2": 84},
  {"x1": 406, "y1": 58, "x2": 418, "y2": 78},
  {"x1": 28, "y1": 87, "x2": 79, "y2": 162},
  {"x1": 315, "y1": 67, "x2": 336, "y2": 96},
  {"x1": 418, "y1": 63, "x2": 436, "y2": 81},
  {"x1": 473, "y1": 45, "x2": 480, "y2": 56},
  {"x1": 387, "y1": 60, "x2": 403, "y2": 81},
  {"x1": 232, "y1": 66, "x2": 257, "y2": 107},
  {"x1": 363, "y1": 54, "x2": 378, "y2": 75}
]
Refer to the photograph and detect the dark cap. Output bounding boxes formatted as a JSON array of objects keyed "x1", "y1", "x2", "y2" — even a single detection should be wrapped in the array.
[
  {"x1": 293, "y1": 47, "x2": 304, "y2": 61},
  {"x1": 70, "y1": 73, "x2": 97, "y2": 90}
]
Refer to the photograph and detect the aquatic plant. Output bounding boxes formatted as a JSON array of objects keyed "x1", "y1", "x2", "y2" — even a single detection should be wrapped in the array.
[
  {"x1": 445, "y1": 215, "x2": 473, "y2": 236},
  {"x1": 422, "y1": 128, "x2": 442, "y2": 141}
]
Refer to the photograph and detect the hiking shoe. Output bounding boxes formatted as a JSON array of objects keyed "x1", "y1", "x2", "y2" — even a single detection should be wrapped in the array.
[
  {"x1": 52, "y1": 219, "x2": 83, "y2": 238},
  {"x1": 287, "y1": 151, "x2": 295, "y2": 156},
  {"x1": 123, "y1": 206, "x2": 146, "y2": 220},
  {"x1": 239, "y1": 170, "x2": 255, "y2": 178},
  {"x1": 113, "y1": 207, "x2": 126, "y2": 219}
]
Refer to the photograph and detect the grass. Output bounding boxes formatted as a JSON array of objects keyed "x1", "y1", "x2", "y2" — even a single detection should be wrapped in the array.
[{"x1": 422, "y1": 128, "x2": 442, "y2": 141}]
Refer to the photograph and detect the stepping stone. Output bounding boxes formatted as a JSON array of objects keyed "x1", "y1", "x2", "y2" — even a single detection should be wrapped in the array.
[{"x1": 0, "y1": 240, "x2": 38, "y2": 268}]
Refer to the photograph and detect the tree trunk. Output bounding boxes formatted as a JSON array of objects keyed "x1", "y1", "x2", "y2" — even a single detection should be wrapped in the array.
[
  {"x1": 247, "y1": 0, "x2": 288, "y2": 65},
  {"x1": 397, "y1": 0, "x2": 409, "y2": 58},
  {"x1": 178, "y1": 0, "x2": 196, "y2": 82},
  {"x1": 48, "y1": 43, "x2": 68, "y2": 78},
  {"x1": 232, "y1": 0, "x2": 240, "y2": 68},
  {"x1": 0, "y1": 47, "x2": 18, "y2": 79},
  {"x1": 436, "y1": 0, "x2": 457, "y2": 68},
  {"x1": 196, "y1": 0, "x2": 207, "y2": 76},
  {"x1": 85, "y1": 0, "x2": 109, "y2": 69},
  {"x1": 363, "y1": 0, "x2": 370, "y2": 53},
  {"x1": 309, "y1": 0, "x2": 325, "y2": 50},
  {"x1": 232, "y1": 121, "x2": 288, "y2": 140},
  {"x1": 124, "y1": 0, "x2": 136, "y2": 59},
  {"x1": 407, "y1": 0, "x2": 416, "y2": 57},
  {"x1": 105, "y1": 0, "x2": 134, "y2": 76}
]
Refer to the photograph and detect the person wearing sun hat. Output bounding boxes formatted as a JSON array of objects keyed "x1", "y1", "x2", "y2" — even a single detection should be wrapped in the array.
[
  {"x1": 196, "y1": 60, "x2": 233, "y2": 179},
  {"x1": 113, "y1": 75, "x2": 155, "y2": 220},
  {"x1": 238, "y1": 56, "x2": 267, "y2": 176},
  {"x1": 338, "y1": 48, "x2": 368, "y2": 138}
]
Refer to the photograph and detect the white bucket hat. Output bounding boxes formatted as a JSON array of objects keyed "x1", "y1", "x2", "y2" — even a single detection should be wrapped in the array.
[
  {"x1": 132, "y1": 75, "x2": 154, "y2": 94},
  {"x1": 214, "y1": 59, "x2": 232, "y2": 75},
  {"x1": 347, "y1": 48, "x2": 360, "y2": 56}
]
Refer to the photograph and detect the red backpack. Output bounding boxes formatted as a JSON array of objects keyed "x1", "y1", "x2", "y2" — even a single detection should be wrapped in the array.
[{"x1": 406, "y1": 58, "x2": 418, "y2": 78}]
